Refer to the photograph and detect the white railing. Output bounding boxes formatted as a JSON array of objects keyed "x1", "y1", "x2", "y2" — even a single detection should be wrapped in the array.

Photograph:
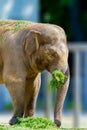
[{"x1": 68, "y1": 43, "x2": 83, "y2": 127}]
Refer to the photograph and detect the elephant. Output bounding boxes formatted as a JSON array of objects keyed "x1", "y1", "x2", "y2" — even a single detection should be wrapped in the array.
[{"x1": 0, "y1": 20, "x2": 70, "y2": 127}]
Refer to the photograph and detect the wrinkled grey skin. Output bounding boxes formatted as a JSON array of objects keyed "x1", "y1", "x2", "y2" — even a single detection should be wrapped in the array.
[{"x1": 0, "y1": 20, "x2": 70, "y2": 127}]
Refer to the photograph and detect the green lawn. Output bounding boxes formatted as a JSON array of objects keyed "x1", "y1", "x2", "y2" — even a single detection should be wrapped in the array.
[{"x1": 0, "y1": 125, "x2": 85, "y2": 130}]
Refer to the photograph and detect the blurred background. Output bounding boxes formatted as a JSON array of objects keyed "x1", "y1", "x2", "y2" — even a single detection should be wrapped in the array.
[{"x1": 0, "y1": 0, "x2": 87, "y2": 128}]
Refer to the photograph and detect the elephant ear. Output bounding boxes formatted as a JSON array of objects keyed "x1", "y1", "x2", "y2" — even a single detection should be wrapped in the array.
[
  {"x1": 24, "y1": 30, "x2": 40, "y2": 55},
  {"x1": 24, "y1": 30, "x2": 49, "y2": 55}
]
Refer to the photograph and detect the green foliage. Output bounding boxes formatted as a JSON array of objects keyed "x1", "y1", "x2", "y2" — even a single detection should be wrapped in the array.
[
  {"x1": 16, "y1": 117, "x2": 57, "y2": 129},
  {"x1": 50, "y1": 70, "x2": 67, "y2": 90},
  {"x1": 82, "y1": 11, "x2": 87, "y2": 35},
  {"x1": 0, "y1": 124, "x2": 85, "y2": 130},
  {"x1": 40, "y1": 0, "x2": 76, "y2": 41},
  {"x1": 0, "y1": 117, "x2": 58, "y2": 130},
  {"x1": 0, "y1": 126, "x2": 5, "y2": 130},
  {"x1": 41, "y1": 0, "x2": 87, "y2": 41},
  {"x1": 58, "y1": 0, "x2": 75, "y2": 7}
]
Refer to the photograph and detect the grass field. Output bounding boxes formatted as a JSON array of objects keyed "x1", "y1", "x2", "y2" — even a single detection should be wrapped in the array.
[{"x1": 0, "y1": 124, "x2": 86, "y2": 130}]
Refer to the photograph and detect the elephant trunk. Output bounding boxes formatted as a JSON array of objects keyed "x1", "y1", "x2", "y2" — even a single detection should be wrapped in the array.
[{"x1": 53, "y1": 66, "x2": 70, "y2": 127}]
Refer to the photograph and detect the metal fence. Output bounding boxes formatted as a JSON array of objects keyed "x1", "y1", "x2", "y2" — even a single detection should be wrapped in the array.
[{"x1": 68, "y1": 43, "x2": 83, "y2": 127}]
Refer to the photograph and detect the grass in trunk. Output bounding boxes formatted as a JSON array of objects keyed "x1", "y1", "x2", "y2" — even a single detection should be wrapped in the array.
[{"x1": 49, "y1": 70, "x2": 67, "y2": 90}]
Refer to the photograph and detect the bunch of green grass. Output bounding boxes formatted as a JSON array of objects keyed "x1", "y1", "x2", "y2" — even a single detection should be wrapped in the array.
[
  {"x1": 0, "y1": 119, "x2": 83, "y2": 130},
  {"x1": 16, "y1": 117, "x2": 57, "y2": 129},
  {"x1": 0, "y1": 117, "x2": 58, "y2": 130},
  {"x1": 50, "y1": 70, "x2": 67, "y2": 90}
]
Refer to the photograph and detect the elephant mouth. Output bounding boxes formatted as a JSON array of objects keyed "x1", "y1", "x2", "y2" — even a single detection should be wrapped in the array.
[
  {"x1": 48, "y1": 64, "x2": 69, "y2": 76},
  {"x1": 48, "y1": 66, "x2": 59, "y2": 74}
]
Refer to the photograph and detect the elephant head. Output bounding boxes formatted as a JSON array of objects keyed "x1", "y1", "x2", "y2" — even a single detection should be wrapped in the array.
[{"x1": 24, "y1": 24, "x2": 70, "y2": 127}]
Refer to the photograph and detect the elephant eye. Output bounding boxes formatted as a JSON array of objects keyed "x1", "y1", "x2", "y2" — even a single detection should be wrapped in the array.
[
  {"x1": 51, "y1": 52, "x2": 58, "y2": 59},
  {"x1": 40, "y1": 43, "x2": 45, "y2": 46},
  {"x1": 40, "y1": 42, "x2": 49, "y2": 47}
]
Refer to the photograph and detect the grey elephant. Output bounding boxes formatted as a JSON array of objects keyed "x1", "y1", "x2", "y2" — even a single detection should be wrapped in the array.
[{"x1": 0, "y1": 20, "x2": 70, "y2": 127}]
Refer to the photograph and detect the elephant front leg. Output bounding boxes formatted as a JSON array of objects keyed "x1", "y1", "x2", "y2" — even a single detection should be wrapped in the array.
[
  {"x1": 4, "y1": 77, "x2": 25, "y2": 125},
  {"x1": 24, "y1": 74, "x2": 41, "y2": 117},
  {"x1": 54, "y1": 67, "x2": 70, "y2": 127}
]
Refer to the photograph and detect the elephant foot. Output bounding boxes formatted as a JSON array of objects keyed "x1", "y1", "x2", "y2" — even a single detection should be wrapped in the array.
[
  {"x1": 9, "y1": 113, "x2": 23, "y2": 125},
  {"x1": 9, "y1": 116, "x2": 18, "y2": 125},
  {"x1": 54, "y1": 119, "x2": 61, "y2": 127}
]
